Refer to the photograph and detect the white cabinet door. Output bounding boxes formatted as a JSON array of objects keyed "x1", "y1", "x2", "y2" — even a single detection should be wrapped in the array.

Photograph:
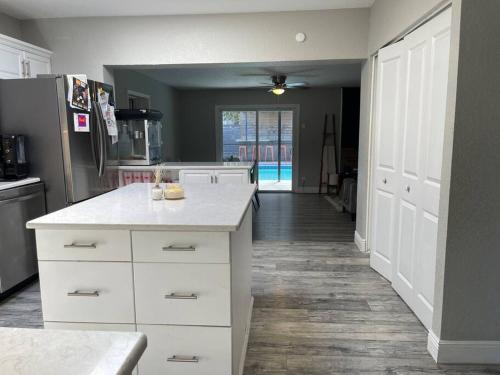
[
  {"x1": 214, "y1": 169, "x2": 248, "y2": 184},
  {"x1": 179, "y1": 170, "x2": 213, "y2": 184},
  {"x1": 0, "y1": 43, "x2": 23, "y2": 78},
  {"x1": 369, "y1": 39, "x2": 407, "y2": 281},
  {"x1": 24, "y1": 51, "x2": 51, "y2": 78}
]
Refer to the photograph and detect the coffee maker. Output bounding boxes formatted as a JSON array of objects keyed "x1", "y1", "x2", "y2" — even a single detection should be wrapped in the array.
[{"x1": 1, "y1": 135, "x2": 29, "y2": 180}]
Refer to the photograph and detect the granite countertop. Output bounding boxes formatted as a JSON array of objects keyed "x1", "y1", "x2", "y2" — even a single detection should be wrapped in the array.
[
  {"x1": 0, "y1": 177, "x2": 41, "y2": 191},
  {"x1": 27, "y1": 183, "x2": 256, "y2": 231},
  {"x1": 117, "y1": 161, "x2": 255, "y2": 170},
  {"x1": 0, "y1": 327, "x2": 146, "y2": 375}
]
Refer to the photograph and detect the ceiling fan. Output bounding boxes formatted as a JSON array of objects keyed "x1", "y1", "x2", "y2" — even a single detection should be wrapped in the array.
[{"x1": 260, "y1": 75, "x2": 308, "y2": 96}]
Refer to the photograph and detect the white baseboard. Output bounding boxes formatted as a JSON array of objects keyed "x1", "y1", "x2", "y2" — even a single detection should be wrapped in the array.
[
  {"x1": 354, "y1": 231, "x2": 367, "y2": 252},
  {"x1": 239, "y1": 296, "x2": 254, "y2": 375},
  {"x1": 428, "y1": 330, "x2": 500, "y2": 364}
]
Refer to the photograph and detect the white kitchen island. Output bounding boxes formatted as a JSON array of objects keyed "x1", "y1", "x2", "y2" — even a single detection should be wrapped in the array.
[{"x1": 27, "y1": 183, "x2": 256, "y2": 375}]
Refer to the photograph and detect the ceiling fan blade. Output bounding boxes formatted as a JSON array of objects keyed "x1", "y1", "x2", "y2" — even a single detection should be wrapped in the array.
[
  {"x1": 286, "y1": 82, "x2": 308, "y2": 87},
  {"x1": 240, "y1": 73, "x2": 273, "y2": 77}
]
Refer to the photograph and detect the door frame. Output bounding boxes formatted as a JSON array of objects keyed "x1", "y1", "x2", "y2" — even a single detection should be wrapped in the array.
[{"x1": 215, "y1": 104, "x2": 300, "y2": 192}]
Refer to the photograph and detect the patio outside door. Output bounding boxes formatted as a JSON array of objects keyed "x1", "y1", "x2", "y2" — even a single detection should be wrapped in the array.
[{"x1": 219, "y1": 107, "x2": 294, "y2": 191}]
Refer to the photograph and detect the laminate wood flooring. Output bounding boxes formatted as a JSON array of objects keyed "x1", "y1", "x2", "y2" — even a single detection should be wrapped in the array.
[
  {"x1": 253, "y1": 193, "x2": 355, "y2": 242},
  {"x1": 244, "y1": 241, "x2": 500, "y2": 375},
  {"x1": 0, "y1": 281, "x2": 42, "y2": 328}
]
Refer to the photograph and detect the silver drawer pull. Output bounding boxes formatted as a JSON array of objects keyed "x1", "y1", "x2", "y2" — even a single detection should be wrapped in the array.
[
  {"x1": 164, "y1": 293, "x2": 198, "y2": 300},
  {"x1": 67, "y1": 290, "x2": 100, "y2": 297},
  {"x1": 167, "y1": 355, "x2": 199, "y2": 363},
  {"x1": 162, "y1": 245, "x2": 196, "y2": 252},
  {"x1": 64, "y1": 242, "x2": 97, "y2": 249}
]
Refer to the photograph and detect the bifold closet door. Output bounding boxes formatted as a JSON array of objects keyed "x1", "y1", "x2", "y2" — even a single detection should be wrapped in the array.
[
  {"x1": 370, "y1": 7, "x2": 451, "y2": 330},
  {"x1": 412, "y1": 8, "x2": 451, "y2": 329},
  {"x1": 369, "y1": 40, "x2": 407, "y2": 281},
  {"x1": 391, "y1": 16, "x2": 431, "y2": 320}
]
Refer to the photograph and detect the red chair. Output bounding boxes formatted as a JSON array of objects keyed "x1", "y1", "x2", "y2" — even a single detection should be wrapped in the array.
[
  {"x1": 251, "y1": 145, "x2": 262, "y2": 161},
  {"x1": 280, "y1": 144, "x2": 288, "y2": 161},
  {"x1": 264, "y1": 145, "x2": 274, "y2": 161},
  {"x1": 238, "y1": 145, "x2": 248, "y2": 161}
]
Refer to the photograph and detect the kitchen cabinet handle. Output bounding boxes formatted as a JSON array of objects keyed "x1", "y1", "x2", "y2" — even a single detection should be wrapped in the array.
[
  {"x1": 26, "y1": 60, "x2": 31, "y2": 77},
  {"x1": 382, "y1": 178, "x2": 387, "y2": 184},
  {"x1": 214, "y1": 175, "x2": 218, "y2": 183},
  {"x1": 67, "y1": 290, "x2": 100, "y2": 297},
  {"x1": 162, "y1": 245, "x2": 196, "y2": 252},
  {"x1": 164, "y1": 293, "x2": 198, "y2": 300},
  {"x1": 167, "y1": 355, "x2": 199, "y2": 363},
  {"x1": 21, "y1": 60, "x2": 26, "y2": 77},
  {"x1": 64, "y1": 242, "x2": 97, "y2": 249},
  {"x1": 406, "y1": 186, "x2": 411, "y2": 193},
  {"x1": 210, "y1": 175, "x2": 214, "y2": 183}
]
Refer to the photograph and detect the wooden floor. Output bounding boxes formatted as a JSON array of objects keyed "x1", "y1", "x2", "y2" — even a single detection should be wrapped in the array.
[
  {"x1": 244, "y1": 241, "x2": 500, "y2": 374},
  {"x1": 0, "y1": 193, "x2": 499, "y2": 373},
  {"x1": 0, "y1": 281, "x2": 42, "y2": 328},
  {"x1": 253, "y1": 193, "x2": 355, "y2": 242}
]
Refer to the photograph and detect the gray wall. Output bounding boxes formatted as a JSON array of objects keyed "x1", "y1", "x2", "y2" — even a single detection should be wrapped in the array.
[
  {"x1": 368, "y1": 0, "x2": 447, "y2": 53},
  {"x1": 178, "y1": 88, "x2": 342, "y2": 189},
  {"x1": 433, "y1": 0, "x2": 500, "y2": 341},
  {"x1": 0, "y1": 11, "x2": 22, "y2": 40},
  {"x1": 355, "y1": 0, "x2": 448, "y2": 241},
  {"x1": 113, "y1": 69, "x2": 181, "y2": 161},
  {"x1": 20, "y1": 9, "x2": 369, "y2": 83}
]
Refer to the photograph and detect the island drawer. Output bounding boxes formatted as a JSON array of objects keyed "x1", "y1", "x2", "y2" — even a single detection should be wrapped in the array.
[
  {"x1": 137, "y1": 324, "x2": 231, "y2": 375},
  {"x1": 131, "y1": 231, "x2": 229, "y2": 263},
  {"x1": 39, "y1": 261, "x2": 135, "y2": 324},
  {"x1": 134, "y1": 263, "x2": 231, "y2": 326},
  {"x1": 35, "y1": 229, "x2": 131, "y2": 261}
]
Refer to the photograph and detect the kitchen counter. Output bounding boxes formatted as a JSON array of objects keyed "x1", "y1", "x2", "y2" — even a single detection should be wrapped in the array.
[
  {"x1": 0, "y1": 327, "x2": 146, "y2": 375},
  {"x1": 27, "y1": 182, "x2": 254, "y2": 374},
  {"x1": 117, "y1": 161, "x2": 254, "y2": 170},
  {"x1": 27, "y1": 183, "x2": 256, "y2": 231},
  {"x1": 0, "y1": 177, "x2": 41, "y2": 191}
]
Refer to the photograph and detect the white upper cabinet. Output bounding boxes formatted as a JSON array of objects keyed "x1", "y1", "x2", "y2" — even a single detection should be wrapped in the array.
[
  {"x1": 24, "y1": 51, "x2": 51, "y2": 78},
  {"x1": 0, "y1": 33, "x2": 52, "y2": 79},
  {"x1": 0, "y1": 43, "x2": 24, "y2": 79}
]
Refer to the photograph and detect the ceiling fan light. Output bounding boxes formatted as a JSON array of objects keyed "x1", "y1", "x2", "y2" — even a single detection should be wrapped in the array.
[{"x1": 271, "y1": 87, "x2": 285, "y2": 96}]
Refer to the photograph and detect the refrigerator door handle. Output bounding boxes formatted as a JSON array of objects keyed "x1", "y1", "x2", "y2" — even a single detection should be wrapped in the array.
[
  {"x1": 90, "y1": 104, "x2": 101, "y2": 175},
  {"x1": 97, "y1": 104, "x2": 107, "y2": 177}
]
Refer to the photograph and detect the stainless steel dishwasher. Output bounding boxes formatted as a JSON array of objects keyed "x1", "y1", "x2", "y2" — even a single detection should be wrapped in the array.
[{"x1": 0, "y1": 182, "x2": 46, "y2": 294}]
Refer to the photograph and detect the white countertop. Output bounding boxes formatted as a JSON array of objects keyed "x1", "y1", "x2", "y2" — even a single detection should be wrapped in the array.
[
  {"x1": 0, "y1": 177, "x2": 41, "y2": 191},
  {"x1": 27, "y1": 183, "x2": 256, "y2": 231},
  {"x1": 0, "y1": 327, "x2": 146, "y2": 375},
  {"x1": 117, "y1": 161, "x2": 254, "y2": 171}
]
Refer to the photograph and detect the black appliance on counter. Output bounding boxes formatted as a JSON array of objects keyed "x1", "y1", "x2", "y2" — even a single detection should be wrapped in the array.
[{"x1": 1, "y1": 135, "x2": 29, "y2": 180}]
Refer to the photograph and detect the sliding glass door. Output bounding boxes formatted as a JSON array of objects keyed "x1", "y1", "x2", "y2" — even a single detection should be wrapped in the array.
[{"x1": 219, "y1": 107, "x2": 295, "y2": 191}]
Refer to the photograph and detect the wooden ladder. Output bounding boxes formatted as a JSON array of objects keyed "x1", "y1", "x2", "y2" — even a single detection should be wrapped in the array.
[{"x1": 318, "y1": 113, "x2": 338, "y2": 194}]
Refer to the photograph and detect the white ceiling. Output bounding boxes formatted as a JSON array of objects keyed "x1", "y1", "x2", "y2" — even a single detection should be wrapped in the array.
[
  {"x1": 115, "y1": 61, "x2": 362, "y2": 90},
  {"x1": 0, "y1": 0, "x2": 375, "y2": 20}
]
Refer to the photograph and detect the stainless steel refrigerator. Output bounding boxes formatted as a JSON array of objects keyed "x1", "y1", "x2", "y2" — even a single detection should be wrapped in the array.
[{"x1": 0, "y1": 75, "x2": 119, "y2": 213}]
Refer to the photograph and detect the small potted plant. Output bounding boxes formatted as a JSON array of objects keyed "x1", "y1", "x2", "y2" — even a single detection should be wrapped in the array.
[{"x1": 151, "y1": 166, "x2": 163, "y2": 200}]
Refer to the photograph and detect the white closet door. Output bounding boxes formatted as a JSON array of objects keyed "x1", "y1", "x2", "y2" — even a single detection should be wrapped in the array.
[
  {"x1": 413, "y1": 8, "x2": 451, "y2": 330},
  {"x1": 392, "y1": 18, "x2": 430, "y2": 313},
  {"x1": 369, "y1": 40, "x2": 407, "y2": 281}
]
